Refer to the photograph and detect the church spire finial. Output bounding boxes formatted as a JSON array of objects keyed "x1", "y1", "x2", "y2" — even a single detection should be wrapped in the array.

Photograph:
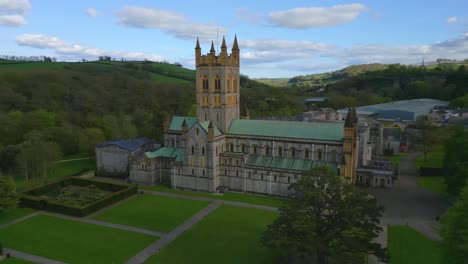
[
  {"x1": 210, "y1": 41, "x2": 216, "y2": 53},
  {"x1": 195, "y1": 37, "x2": 200, "y2": 50},
  {"x1": 221, "y1": 36, "x2": 227, "y2": 49},
  {"x1": 232, "y1": 34, "x2": 239, "y2": 51}
]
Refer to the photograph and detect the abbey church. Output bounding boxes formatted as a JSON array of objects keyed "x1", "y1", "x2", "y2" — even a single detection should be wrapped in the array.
[{"x1": 129, "y1": 36, "x2": 359, "y2": 196}]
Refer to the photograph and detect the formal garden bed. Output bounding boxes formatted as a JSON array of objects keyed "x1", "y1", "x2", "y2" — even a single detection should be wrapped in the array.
[{"x1": 20, "y1": 177, "x2": 137, "y2": 216}]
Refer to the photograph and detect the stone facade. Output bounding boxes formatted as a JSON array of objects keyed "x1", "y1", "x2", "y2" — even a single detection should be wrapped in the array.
[{"x1": 129, "y1": 37, "x2": 360, "y2": 196}]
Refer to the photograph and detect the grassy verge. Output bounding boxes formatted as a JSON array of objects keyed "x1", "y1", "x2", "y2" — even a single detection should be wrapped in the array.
[
  {"x1": 0, "y1": 214, "x2": 156, "y2": 263},
  {"x1": 0, "y1": 208, "x2": 35, "y2": 225},
  {"x1": 389, "y1": 152, "x2": 409, "y2": 165},
  {"x1": 15, "y1": 158, "x2": 95, "y2": 191},
  {"x1": 388, "y1": 226, "x2": 442, "y2": 264},
  {"x1": 141, "y1": 184, "x2": 286, "y2": 208},
  {"x1": 1, "y1": 258, "x2": 34, "y2": 264},
  {"x1": 92, "y1": 194, "x2": 209, "y2": 232},
  {"x1": 146, "y1": 205, "x2": 278, "y2": 264},
  {"x1": 416, "y1": 146, "x2": 444, "y2": 168},
  {"x1": 417, "y1": 176, "x2": 450, "y2": 198}
]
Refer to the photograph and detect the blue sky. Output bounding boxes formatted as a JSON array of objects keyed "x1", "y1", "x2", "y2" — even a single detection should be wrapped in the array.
[{"x1": 0, "y1": 0, "x2": 467, "y2": 77}]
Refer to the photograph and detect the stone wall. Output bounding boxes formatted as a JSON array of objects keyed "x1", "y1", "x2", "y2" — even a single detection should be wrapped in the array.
[{"x1": 96, "y1": 145, "x2": 130, "y2": 174}]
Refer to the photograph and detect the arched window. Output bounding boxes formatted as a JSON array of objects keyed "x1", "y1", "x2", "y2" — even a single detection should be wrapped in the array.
[
  {"x1": 171, "y1": 139, "x2": 175, "y2": 147},
  {"x1": 233, "y1": 78, "x2": 237, "y2": 93},
  {"x1": 241, "y1": 144, "x2": 246, "y2": 153},
  {"x1": 253, "y1": 145, "x2": 257, "y2": 154},
  {"x1": 195, "y1": 128, "x2": 199, "y2": 135},
  {"x1": 291, "y1": 147, "x2": 296, "y2": 157},
  {"x1": 202, "y1": 170, "x2": 205, "y2": 176},
  {"x1": 230, "y1": 143, "x2": 234, "y2": 152},
  {"x1": 317, "y1": 149, "x2": 323, "y2": 160},
  {"x1": 278, "y1": 146, "x2": 283, "y2": 156},
  {"x1": 192, "y1": 169, "x2": 195, "y2": 175},
  {"x1": 202, "y1": 76, "x2": 209, "y2": 91},
  {"x1": 304, "y1": 149, "x2": 310, "y2": 159},
  {"x1": 331, "y1": 151, "x2": 337, "y2": 162},
  {"x1": 191, "y1": 146, "x2": 195, "y2": 155},
  {"x1": 214, "y1": 75, "x2": 221, "y2": 92},
  {"x1": 265, "y1": 145, "x2": 270, "y2": 155},
  {"x1": 202, "y1": 147, "x2": 205, "y2": 155},
  {"x1": 227, "y1": 76, "x2": 232, "y2": 93}
]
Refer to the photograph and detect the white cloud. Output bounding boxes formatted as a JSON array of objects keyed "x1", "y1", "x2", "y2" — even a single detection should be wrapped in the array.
[
  {"x1": 269, "y1": 3, "x2": 366, "y2": 29},
  {"x1": 0, "y1": 0, "x2": 30, "y2": 26},
  {"x1": 86, "y1": 8, "x2": 98, "y2": 18},
  {"x1": 446, "y1": 16, "x2": 457, "y2": 23},
  {"x1": 16, "y1": 34, "x2": 165, "y2": 61},
  {"x1": 116, "y1": 6, "x2": 227, "y2": 40}
]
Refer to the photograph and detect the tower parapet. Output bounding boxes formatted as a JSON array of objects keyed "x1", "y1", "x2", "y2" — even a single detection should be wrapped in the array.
[{"x1": 195, "y1": 35, "x2": 240, "y2": 67}]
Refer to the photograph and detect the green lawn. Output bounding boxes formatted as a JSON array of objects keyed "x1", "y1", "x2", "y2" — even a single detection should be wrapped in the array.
[
  {"x1": 92, "y1": 194, "x2": 209, "y2": 232},
  {"x1": 15, "y1": 158, "x2": 95, "y2": 190},
  {"x1": 146, "y1": 205, "x2": 278, "y2": 264},
  {"x1": 142, "y1": 184, "x2": 286, "y2": 208},
  {"x1": 388, "y1": 226, "x2": 442, "y2": 264},
  {"x1": 418, "y1": 176, "x2": 450, "y2": 198},
  {"x1": 0, "y1": 214, "x2": 156, "y2": 264},
  {"x1": 416, "y1": 146, "x2": 445, "y2": 168},
  {"x1": 0, "y1": 208, "x2": 35, "y2": 225},
  {"x1": 389, "y1": 152, "x2": 409, "y2": 165}
]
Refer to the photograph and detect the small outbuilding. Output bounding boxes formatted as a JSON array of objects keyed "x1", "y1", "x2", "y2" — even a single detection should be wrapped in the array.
[{"x1": 95, "y1": 138, "x2": 160, "y2": 177}]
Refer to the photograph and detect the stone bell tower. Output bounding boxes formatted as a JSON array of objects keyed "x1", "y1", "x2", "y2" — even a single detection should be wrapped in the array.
[{"x1": 195, "y1": 35, "x2": 240, "y2": 133}]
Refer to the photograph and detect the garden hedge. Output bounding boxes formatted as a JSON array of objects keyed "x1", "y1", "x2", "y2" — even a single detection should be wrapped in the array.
[{"x1": 20, "y1": 177, "x2": 137, "y2": 217}]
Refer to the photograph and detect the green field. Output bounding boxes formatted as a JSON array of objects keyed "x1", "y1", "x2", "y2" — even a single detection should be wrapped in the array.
[
  {"x1": 418, "y1": 176, "x2": 450, "y2": 198},
  {"x1": 388, "y1": 226, "x2": 442, "y2": 264},
  {"x1": 0, "y1": 214, "x2": 156, "y2": 263},
  {"x1": 0, "y1": 208, "x2": 35, "y2": 225},
  {"x1": 92, "y1": 194, "x2": 209, "y2": 232},
  {"x1": 15, "y1": 158, "x2": 95, "y2": 190},
  {"x1": 416, "y1": 146, "x2": 445, "y2": 168},
  {"x1": 146, "y1": 205, "x2": 278, "y2": 264},
  {"x1": 142, "y1": 184, "x2": 286, "y2": 208}
]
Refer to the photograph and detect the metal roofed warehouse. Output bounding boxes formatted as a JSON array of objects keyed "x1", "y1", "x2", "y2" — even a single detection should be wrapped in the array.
[{"x1": 339, "y1": 99, "x2": 449, "y2": 122}]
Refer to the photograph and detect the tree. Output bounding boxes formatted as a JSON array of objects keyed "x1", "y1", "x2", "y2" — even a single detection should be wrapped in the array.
[
  {"x1": 0, "y1": 175, "x2": 18, "y2": 212},
  {"x1": 409, "y1": 116, "x2": 440, "y2": 161},
  {"x1": 443, "y1": 126, "x2": 468, "y2": 195},
  {"x1": 262, "y1": 166, "x2": 387, "y2": 263},
  {"x1": 440, "y1": 183, "x2": 468, "y2": 264}
]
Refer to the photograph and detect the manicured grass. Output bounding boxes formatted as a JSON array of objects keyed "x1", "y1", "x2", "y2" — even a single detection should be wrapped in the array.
[
  {"x1": 15, "y1": 158, "x2": 95, "y2": 190},
  {"x1": 388, "y1": 226, "x2": 442, "y2": 264},
  {"x1": 415, "y1": 146, "x2": 444, "y2": 168},
  {"x1": 0, "y1": 214, "x2": 156, "y2": 263},
  {"x1": 142, "y1": 184, "x2": 286, "y2": 208},
  {"x1": 92, "y1": 194, "x2": 209, "y2": 232},
  {"x1": 146, "y1": 205, "x2": 278, "y2": 264},
  {"x1": 1, "y1": 258, "x2": 34, "y2": 264},
  {"x1": 418, "y1": 176, "x2": 450, "y2": 198},
  {"x1": 389, "y1": 152, "x2": 409, "y2": 165},
  {"x1": 0, "y1": 208, "x2": 35, "y2": 225}
]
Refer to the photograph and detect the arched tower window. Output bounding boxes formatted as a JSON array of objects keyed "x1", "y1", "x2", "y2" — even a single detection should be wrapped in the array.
[
  {"x1": 214, "y1": 75, "x2": 221, "y2": 92},
  {"x1": 304, "y1": 149, "x2": 310, "y2": 159},
  {"x1": 233, "y1": 77, "x2": 238, "y2": 93},
  {"x1": 291, "y1": 147, "x2": 296, "y2": 158},
  {"x1": 202, "y1": 76, "x2": 209, "y2": 91}
]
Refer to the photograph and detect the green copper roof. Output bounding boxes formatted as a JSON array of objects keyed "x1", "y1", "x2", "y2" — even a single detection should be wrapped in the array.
[
  {"x1": 169, "y1": 116, "x2": 197, "y2": 131},
  {"x1": 145, "y1": 147, "x2": 184, "y2": 162},
  {"x1": 228, "y1": 119, "x2": 344, "y2": 141},
  {"x1": 199, "y1": 121, "x2": 222, "y2": 137},
  {"x1": 246, "y1": 155, "x2": 336, "y2": 172}
]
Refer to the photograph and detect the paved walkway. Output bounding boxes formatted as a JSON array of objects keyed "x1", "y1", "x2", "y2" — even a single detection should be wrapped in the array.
[
  {"x1": 142, "y1": 189, "x2": 279, "y2": 212},
  {"x1": 54, "y1": 157, "x2": 93, "y2": 163},
  {"x1": 4, "y1": 248, "x2": 66, "y2": 264},
  {"x1": 125, "y1": 200, "x2": 223, "y2": 264},
  {"x1": 369, "y1": 152, "x2": 450, "y2": 241},
  {"x1": 41, "y1": 212, "x2": 166, "y2": 237}
]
